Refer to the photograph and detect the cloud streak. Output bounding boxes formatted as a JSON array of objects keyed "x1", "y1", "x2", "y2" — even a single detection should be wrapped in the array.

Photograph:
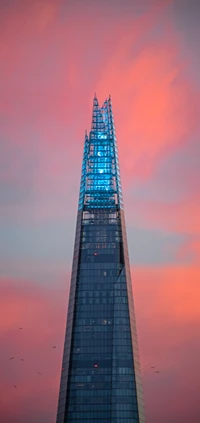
[
  {"x1": 0, "y1": 1, "x2": 199, "y2": 422},
  {"x1": 1, "y1": 266, "x2": 200, "y2": 423},
  {"x1": 132, "y1": 265, "x2": 200, "y2": 423}
]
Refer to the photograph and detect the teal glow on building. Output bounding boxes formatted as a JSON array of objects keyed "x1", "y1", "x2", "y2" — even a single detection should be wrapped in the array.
[{"x1": 56, "y1": 95, "x2": 146, "y2": 423}]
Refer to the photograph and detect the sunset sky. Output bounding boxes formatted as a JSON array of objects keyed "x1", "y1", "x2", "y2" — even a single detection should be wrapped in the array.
[{"x1": 0, "y1": 0, "x2": 200, "y2": 422}]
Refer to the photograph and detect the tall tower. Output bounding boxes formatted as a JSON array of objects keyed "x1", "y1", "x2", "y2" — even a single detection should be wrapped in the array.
[{"x1": 56, "y1": 95, "x2": 146, "y2": 423}]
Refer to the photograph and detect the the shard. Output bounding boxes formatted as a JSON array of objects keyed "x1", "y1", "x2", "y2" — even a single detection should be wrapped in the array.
[{"x1": 56, "y1": 95, "x2": 146, "y2": 423}]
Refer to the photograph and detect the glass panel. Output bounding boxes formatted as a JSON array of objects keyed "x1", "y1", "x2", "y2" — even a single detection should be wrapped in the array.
[{"x1": 56, "y1": 96, "x2": 145, "y2": 423}]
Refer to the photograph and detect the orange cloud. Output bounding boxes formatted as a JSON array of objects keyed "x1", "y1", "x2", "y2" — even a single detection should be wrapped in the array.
[
  {"x1": 1, "y1": 0, "x2": 199, "y2": 226},
  {"x1": 1, "y1": 266, "x2": 200, "y2": 423},
  {"x1": 131, "y1": 265, "x2": 200, "y2": 423},
  {"x1": 133, "y1": 265, "x2": 200, "y2": 325},
  {"x1": 97, "y1": 25, "x2": 200, "y2": 182},
  {"x1": 0, "y1": 277, "x2": 68, "y2": 423},
  {"x1": 127, "y1": 197, "x2": 200, "y2": 234}
]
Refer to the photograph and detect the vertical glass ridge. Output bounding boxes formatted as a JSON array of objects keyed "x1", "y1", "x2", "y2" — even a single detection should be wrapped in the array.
[
  {"x1": 56, "y1": 95, "x2": 145, "y2": 423},
  {"x1": 78, "y1": 96, "x2": 123, "y2": 211}
]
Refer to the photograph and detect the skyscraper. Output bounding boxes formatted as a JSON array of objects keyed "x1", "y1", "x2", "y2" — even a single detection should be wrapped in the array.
[{"x1": 56, "y1": 95, "x2": 146, "y2": 423}]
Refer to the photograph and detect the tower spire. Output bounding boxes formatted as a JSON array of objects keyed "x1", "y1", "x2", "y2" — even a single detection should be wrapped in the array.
[
  {"x1": 56, "y1": 95, "x2": 146, "y2": 423},
  {"x1": 91, "y1": 93, "x2": 105, "y2": 132}
]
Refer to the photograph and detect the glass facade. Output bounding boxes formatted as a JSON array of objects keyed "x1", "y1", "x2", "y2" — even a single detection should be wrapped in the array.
[{"x1": 56, "y1": 96, "x2": 146, "y2": 423}]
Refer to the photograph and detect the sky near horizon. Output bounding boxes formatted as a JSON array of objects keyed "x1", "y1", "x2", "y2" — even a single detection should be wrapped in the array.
[{"x1": 0, "y1": 0, "x2": 200, "y2": 422}]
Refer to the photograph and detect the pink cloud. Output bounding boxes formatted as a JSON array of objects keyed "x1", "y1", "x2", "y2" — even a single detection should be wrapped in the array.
[
  {"x1": 1, "y1": 0, "x2": 199, "y2": 227},
  {"x1": 0, "y1": 2, "x2": 199, "y2": 423},
  {"x1": 1, "y1": 266, "x2": 200, "y2": 422},
  {"x1": 0, "y1": 277, "x2": 68, "y2": 423},
  {"x1": 127, "y1": 196, "x2": 200, "y2": 234},
  {"x1": 97, "y1": 26, "x2": 200, "y2": 183},
  {"x1": 175, "y1": 235, "x2": 200, "y2": 263},
  {"x1": 132, "y1": 265, "x2": 200, "y2": 423}
]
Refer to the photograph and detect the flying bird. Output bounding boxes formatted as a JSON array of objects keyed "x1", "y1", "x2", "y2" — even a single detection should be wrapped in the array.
[
  {"x1": 53, "y1": 346, "x2": 56, "y2": 349},
  {"x1": 151, "y1": 366, "x2": 155, "y2": 369},
  {"x1": 19, "y1": 327, "x2": 23, "y2": 330},
  {"x1": 9, "y1": 357, "x2": 15, "y2": 360},
  {"x1": 37, "y1": 372, "x2": 42, "y2": 376},
  {"x1": 154, "y1": 371, "x2": 160, "y2": 373},
  {"x1": 13, "y1": 385, "x2": 17, "y2": 388},
  {"x1": 21, "y1": 359, "x2": 24, "y2": 361}
]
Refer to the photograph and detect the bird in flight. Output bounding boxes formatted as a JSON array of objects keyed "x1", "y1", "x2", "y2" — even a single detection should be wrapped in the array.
[
  {"x1": 53, "y1": 346, "x2": 56, "y2": 349},
  {"x1": 21, "y1": 359, "x2": 24, "y2": 362},
  {"x1": 154, "y1": 371, "x2": 160, "y2": 373},
  {"x1": 9, "y1": 357, "x2": 15, "y2": 360},
  {"x1": 13, "y1": 385, "x2": 17, "y2": 388},
  {"x1": 151, "y1": 366, "x2": 155, "y2": 369},
  {"x1": 19, "y1": 327, "x2": 23, "y2": 330},
  {"x1": 37, "y1": 372, "x2": 42, "y2": 376}
]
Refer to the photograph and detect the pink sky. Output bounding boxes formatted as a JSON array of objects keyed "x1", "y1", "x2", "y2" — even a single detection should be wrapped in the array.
[{"x1": 0, "y1": 1, "x2": 200, "y2": 422}]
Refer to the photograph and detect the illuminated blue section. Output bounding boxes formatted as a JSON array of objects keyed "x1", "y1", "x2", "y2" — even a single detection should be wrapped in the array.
[{"x1": 78, "y1": 95, "x2": 123, "y2": 210}]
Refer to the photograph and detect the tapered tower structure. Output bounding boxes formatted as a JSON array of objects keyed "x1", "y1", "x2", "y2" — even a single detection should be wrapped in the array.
[{"x1": 56, "y1": 95, "x2": 145, "y2": 423}]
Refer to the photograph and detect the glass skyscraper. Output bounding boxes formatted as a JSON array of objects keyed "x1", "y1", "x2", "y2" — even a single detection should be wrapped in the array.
[{"x1": 56, "y1": 95, "x2": 146, "y2": 423}]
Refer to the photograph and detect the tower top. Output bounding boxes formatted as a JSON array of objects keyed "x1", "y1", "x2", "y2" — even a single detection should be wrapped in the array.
[
  {"x1": 92, "y1": 93, "x2": 111, "y2": 103},
  {"x1": 91, "y1": 94, "x2": 113, "y2": 133}
]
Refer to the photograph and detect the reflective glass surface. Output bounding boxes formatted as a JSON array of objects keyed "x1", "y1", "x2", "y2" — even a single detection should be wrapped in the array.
[
  {"x1": 65, "y1": 210, "x2": 139, "y2": 422},
  {"x1": 56, "y1": 96, "x2": 145, "y2": 423}
]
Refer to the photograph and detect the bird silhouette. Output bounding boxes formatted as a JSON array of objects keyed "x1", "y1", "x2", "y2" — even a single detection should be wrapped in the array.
[
  {"x1": 37, "y1": 372, "x2": 42, "y2": 376},
  {"x1": 13, "y1": 385, "x2": 17, "y2": 388},
  {"x1": 151, "y1": 366, "x2": 155, "y2": 369},
  {"x1": 154, "y1": 371, "x2": 160, "y2": 373},
  {"x1": 21, "y1": 359, "x2": 24, "y2": 362},
  {"x1": 19, "y1": 327, "x2": 23, "y2": 330},
  {"x1": 53, "y1": 346, "x2": 56, "y2": 349},
  {"x1": 9, "y1": 357, "x2": 15, "y2": 360}
]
